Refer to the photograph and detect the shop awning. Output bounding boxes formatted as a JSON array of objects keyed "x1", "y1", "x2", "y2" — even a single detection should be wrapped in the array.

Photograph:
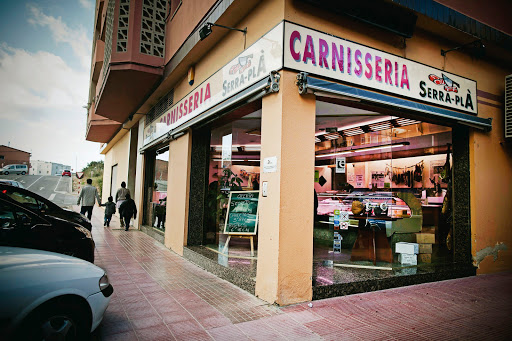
[
  {"x1": 297, "y1": 74, "x2": 492, "y2": 131},
  {"x1": 140, "y1": 73, "x2": 278, "y2": 153}
]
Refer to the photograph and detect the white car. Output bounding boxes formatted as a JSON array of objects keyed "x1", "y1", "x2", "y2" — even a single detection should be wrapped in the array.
[{"x1": 0, "y1": 247, "x2": 113, "y2": 340}]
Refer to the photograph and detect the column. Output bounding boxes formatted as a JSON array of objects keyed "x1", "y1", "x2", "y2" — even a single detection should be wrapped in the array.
[
  {"x1": 255, "y1": 70, "x2": 316, "y2": 305},
  {"x1": 165, "y1": 131, "x2": 192, "y2": 255}
]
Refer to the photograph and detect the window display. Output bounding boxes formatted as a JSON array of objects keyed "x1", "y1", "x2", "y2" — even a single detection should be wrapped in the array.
[
  {"x1": 203, "y1": 110, "x2": 261, "y2": 260},
  {"x1": 313, "y1": 101, "x2": 453, "y2": 286}
]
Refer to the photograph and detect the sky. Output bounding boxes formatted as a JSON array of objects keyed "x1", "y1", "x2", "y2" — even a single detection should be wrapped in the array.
[{"x1": 0, "y1": 0, "x2": 103, "y2": 172}]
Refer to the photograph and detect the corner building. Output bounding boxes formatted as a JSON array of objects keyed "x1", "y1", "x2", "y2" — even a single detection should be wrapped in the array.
[{"x1": 86, "y1": 0, "x2": 512, "y2": 305}]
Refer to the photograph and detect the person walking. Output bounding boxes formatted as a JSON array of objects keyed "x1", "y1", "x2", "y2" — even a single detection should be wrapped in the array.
[
  {"x1": 115, "y1": 181, "x2": 130, "y2": 228},
  {"x1": 119, "y1": 193, "x2": 137, "y2": 231},
  {"x1": 101, "y1": 196, "x2": 116, "y2": 227},
  {"x1": 77, "y1": 178, "x2": 101, "y2": 223}
]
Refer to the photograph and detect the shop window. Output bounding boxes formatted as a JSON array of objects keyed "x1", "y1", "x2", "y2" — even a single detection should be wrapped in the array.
[
  {"x1": 203, "y1": 110, "x2": 261, "y2": 263},
  {"x1": 143, "y1": 147, "x2": 169, "y2": 231},
  {"x1": 314, "y1": 101, "x2": 453, "y2": 286}
]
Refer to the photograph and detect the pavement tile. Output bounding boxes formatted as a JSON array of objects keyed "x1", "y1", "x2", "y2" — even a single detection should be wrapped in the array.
[
  {"x1": 208, "y1": 324, "x2": 250, "y2": 340},
  {"x1": 286, "y1": 309, "x2": 325, "y2": 324},
  {"x1": 100, "y1": 329, "x2": 137, "y2": 340},
  {"x1": 166, "y1": 319, "x2": 206, "y2": 339},
  {"x1": 303, "y1": 318, "x2": 341, "y2": 336},
  {"x1": 134, "y1": 325, "x2": 176, "y2": 341},
  {"x1": 129, "y1": 315, "x2": 165, "y2": 330},
  {"x1": 236, "y1": 319, "x2": 288, "y2": 341}
]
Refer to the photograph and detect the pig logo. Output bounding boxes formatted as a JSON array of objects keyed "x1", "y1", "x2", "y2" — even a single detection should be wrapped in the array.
[
  {"x1": 229, "y1": 54, "x2": 253, "y2": 75},
  {"x1": 428, "y1": 73, "x2": 460, "y2": 93}
]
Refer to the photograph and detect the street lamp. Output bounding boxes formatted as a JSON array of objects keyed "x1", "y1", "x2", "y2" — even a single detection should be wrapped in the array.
[{"x1": 199, "y1": 22, "x2": 247, "y2": 41}]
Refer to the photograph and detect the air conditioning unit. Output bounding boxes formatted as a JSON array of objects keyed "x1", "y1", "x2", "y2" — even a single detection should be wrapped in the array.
[{"x1": 506, "y1": 74, "x2": 512, "y2": 139}]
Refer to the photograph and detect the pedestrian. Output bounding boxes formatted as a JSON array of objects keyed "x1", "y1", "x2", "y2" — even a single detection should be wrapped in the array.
[
  {"x1": 77, "y1": 178, "x2": 101, "y2": 224},
  {"x1": 119, "y1": 193, "x2": 137, "y2": 231},
  {"x1": 101, "y1": 196, "x2": 116, "y2": 227},
  {"x1": 115, "y1": 181, "x2": 130, "y2": 228}
]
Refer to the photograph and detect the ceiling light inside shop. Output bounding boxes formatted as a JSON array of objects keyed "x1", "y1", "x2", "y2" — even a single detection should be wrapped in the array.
[
  {"x1": 394, "y1": 118, "x2": 420, "y2": 127},
  {"x1": 342, "y1": 127, "x2": 365, "y2": 136},
  {"x1": 324, "y1": 132, "x2": 342, "y2": 140},
  {"x1": 315, "y1": 142, "x2": 409, "y2": 158},
  {"x1": 212, "y1": 145, "x2": 261, "y2": 152}
]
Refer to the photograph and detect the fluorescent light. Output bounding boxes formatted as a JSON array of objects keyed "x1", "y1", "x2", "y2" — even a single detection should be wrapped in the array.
[
  {"x1": 315, "y1": 142, "x2": 409, "y2": 158},
  {"x1": 316, "y1": 151, "x2": 353, "y2": 158}
]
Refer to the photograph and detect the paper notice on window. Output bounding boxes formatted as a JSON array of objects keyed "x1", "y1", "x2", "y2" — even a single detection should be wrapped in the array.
[{"x1": 263, "y1": 156, "x2": 277, "y2": 173}]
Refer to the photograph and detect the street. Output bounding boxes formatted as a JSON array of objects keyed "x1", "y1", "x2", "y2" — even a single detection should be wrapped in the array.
[
  {"x1": 0, "y1": 174, "x2": 76, "y2": 206},
  {"x1": 8, "y1": 179, "x2": 511, "y2": 340}
]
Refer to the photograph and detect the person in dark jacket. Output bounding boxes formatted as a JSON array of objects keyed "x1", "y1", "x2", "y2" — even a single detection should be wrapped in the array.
[
  {"x1": 101, "y1": 196, "x2": 116, "y2": 227},
  {"x1": 119, "y1": 193, "x2": 137, "y2": 231}
]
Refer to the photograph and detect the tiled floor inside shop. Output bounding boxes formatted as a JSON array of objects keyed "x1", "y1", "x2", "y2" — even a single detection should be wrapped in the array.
[{"x1": 88, "y1": 207, "x2": 512, "y2": 340}]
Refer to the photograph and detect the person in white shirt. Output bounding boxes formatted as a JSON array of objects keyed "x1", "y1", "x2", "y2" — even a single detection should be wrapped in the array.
[{"x1": 77, "y1": 179, "x2": 101, "y2": 222}]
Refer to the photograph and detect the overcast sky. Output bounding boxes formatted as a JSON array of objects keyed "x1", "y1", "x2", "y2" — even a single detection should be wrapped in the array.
[{"x1": 0, "y1": 0, "x2": 103, "y2": 171}]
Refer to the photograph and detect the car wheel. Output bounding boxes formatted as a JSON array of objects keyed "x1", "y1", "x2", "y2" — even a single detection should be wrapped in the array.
[
  {"x1": 19, "y1": 300, "x2": 89, "y2": 341},
  {"x1": 3, "y1": 171, "x2": 8, "y2": 175},
  {"x1": 21, "y1": 171, "x2": 26, "y2": 175}
]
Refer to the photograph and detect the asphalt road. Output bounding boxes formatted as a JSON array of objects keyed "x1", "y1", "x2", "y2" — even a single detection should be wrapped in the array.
[{"x1": 0, "y1": 174, "x2": 77, "y2": 207}]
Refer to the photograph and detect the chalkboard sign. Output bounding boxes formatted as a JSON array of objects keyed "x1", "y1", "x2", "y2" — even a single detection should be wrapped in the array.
[{"x1": 223, "y1": 191, "x2": 259, "y2": 235}]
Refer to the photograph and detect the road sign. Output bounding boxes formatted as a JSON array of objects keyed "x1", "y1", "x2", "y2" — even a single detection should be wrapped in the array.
[
  {"x1": 336, "y1": 157, "x2": 346, "y2": 173},
  {"x1": 76, "y1": 172, "x2": 84, "y2": 179}
]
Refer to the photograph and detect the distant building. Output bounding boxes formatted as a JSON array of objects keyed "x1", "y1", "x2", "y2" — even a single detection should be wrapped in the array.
[
  {"x1": 30, "y1": 160, "x2": 52, "y2": 175},
  {"x1": 0, "y1": 145, "x2": 31, "y2": 169},
  {"x1": 31, "y1": 160, "x2": 72, "y2": 176},
  {"x1": 52, "y1": 163, "x2": 71, "y2": 176}
]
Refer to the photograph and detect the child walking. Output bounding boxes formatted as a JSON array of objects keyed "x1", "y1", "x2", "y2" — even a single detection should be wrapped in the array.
[
  {"x1": 101, "y1": 196, "x2": 116, "y2": 227},
  {"x1": 119, "y1": 193, "x2": 137, "y2": 231}
]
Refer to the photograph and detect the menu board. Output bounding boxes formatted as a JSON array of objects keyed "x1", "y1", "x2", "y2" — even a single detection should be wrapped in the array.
[{"x1": 224, "y1": 191, "x2": 259, "y2": 235}]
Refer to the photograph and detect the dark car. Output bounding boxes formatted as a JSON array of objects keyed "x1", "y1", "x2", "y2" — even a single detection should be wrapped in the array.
[
  {"x1": 0, "y1": 197, "x2": 95, "y2": 262},
  {"x1": 62, "y1": 170, "x2": 71, "y2": 177},
  {"x1": 0, "y1": 184, "x2": 92, "y2": 231}
]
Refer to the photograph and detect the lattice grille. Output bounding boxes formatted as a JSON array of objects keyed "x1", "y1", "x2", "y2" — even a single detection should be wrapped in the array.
[
  {"x1": 506, "y1": 74, "x2": 512, "y2": 138},
  {"x1": 102, "y1": 0, "x2": 116, "y2": 83},
  {"x1": 140, "y1": 0, "x2": 166, "y2": 57},
  {"x1": 116, "y1": 0, "x2": 130, "y2": 52},
  {"x1": 146, "y1": 89, "x2": 174, "y2": 126}
]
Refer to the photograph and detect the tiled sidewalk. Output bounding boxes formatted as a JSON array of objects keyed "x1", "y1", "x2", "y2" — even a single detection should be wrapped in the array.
[{"x1": 87, "y1": 207, "x2": 512, "y2": 340}]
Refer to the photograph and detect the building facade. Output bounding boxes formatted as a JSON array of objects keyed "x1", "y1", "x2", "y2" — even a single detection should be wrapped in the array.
[
  {"x1": 86, "y1": 0, "x2": 512, "y2": 305},
  {"x1": 30, "y1": 160, "x2": 52, "y2": 175},
  {"x1": 0, "y1": 145, "x2": 31, "y2": 169}
]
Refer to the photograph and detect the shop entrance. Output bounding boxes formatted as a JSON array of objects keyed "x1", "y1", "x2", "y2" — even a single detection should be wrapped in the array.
[
  {"x1": 313, "y1": 100, "x2": 454, "y2": 286},
  {"x1": 143, "y1": 146, "x2": 169, "y2": 231}
]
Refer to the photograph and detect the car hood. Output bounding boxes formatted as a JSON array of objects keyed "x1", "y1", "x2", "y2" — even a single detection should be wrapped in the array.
[
  {"x1": 59, "y1": 208, "x2": 92, "y2": 227},
  {"x1": 0, "y1": 247, "x2": 100, "y2": 274}
]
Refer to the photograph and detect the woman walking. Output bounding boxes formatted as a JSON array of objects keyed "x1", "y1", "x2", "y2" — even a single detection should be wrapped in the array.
[
  {"x1": 115, "y1": 181, "x2": 130, "y2": 227},
  {"x1": 119, "y1": 193, "x2": 137, "y2": 231}
]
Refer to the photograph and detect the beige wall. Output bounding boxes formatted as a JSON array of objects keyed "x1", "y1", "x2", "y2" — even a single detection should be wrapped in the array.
[
  {"x1": 255, "y1": 70, "x2": 315, "y2": 305},
  {"x1": 102, "y1": 131, "x2": 131, "y2": 204},
  {"x1": 165, "y1": 131, "x2": 192, "y2": 255}
]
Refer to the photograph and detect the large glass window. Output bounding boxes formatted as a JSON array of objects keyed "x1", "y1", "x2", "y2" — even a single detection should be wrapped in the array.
[
  {"x1": 203, "y1": 110, "x2": 261, "y2": 263},
  {"x1": 313, "y1": 101, "x2": 453, "y2": 286},
  {"x1": 143, "y1": 147, "x2": 169, "y2": 231}
]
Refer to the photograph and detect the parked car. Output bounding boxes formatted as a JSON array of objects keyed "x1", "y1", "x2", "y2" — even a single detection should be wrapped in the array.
[
  {"x1": 62, "y1": 170, "x2": 72, "y2": 177},
  {"x1": 0, "y1": 164, "x2": 28, "y2": 175},
  {"x1": 0, "y1": 183, "x2": 92, "y2": 231},
  {"x1": 0, "y1": 179, "x2": 24, "y2": 188},
  {"x1": 0, "y1": 196, "x2": 95, "y2": 262},
  {"x1": 0, "y1": 246, "x2": 112, "y2": 340}
]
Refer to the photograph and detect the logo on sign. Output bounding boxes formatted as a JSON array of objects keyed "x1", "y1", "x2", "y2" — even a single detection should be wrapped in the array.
[{"x1": 419, "y1": 73, "x2": 474, "y2": 111}]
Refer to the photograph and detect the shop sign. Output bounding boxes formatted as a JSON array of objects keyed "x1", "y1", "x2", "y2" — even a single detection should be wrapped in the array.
[
  {"x1": 143, "y1": 23, "x2": 284, "y2": 146},
  {"x1": 224, "y1": 191, "x2": 259, "y2": 235},
  {"x1": 336, "y1": 157, "x2": 346, "y2": 174},
  {"x1": 284, "y1": 22, "x2": 477, "y2": 114}
]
